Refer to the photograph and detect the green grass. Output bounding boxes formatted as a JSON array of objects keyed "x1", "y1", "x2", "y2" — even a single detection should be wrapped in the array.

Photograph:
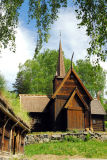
[
  {"x1": 105, "y1": 121, "x2": 107, "y2": 128},
  {"x1": 1, "y1": 90, "x2": 31, "y2": 125},
  {"x1": 25, "y1": 140, "x2": 107, "y2": 159}
]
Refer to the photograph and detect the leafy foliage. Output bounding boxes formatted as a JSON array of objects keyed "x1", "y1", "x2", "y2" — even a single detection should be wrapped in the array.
[
  {"x1": 13, "y1": 49, "x2": 71, "y2": 94},
  {"x1": 100, "y1": 97, "x2": 107, "y2": 113},
  {"x1": 0, "y1": 0, "x2": 23, "y2": 52},
  {"x1": 1, "y1": 0, "x2": 106, "y2": 61},
  {"x1": 13, "y1": 49, "x2": 106, "y2": 98},
  {"x1": 28, "y1": 0, "x2": 107, "y2": 60},
  {"x1": 0, "y1": 73, "x2": 6, "y2": 90},
  {"x1": 75, "y1": 0, "x2": 107, "y2": 61},
  {"x1": 28, "y1": 0, "x2": 67, "y2": 52},
  {"x1": 75, "y1": 59, "x2": 106, "y2": 97}
]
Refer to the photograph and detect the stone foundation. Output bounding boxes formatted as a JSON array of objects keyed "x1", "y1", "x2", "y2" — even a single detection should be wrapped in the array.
[{"x1": 25, "y1": 131, "x2": 107, "y2": 145}]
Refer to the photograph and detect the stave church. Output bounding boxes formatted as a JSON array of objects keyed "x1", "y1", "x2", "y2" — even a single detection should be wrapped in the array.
[{"x1": 20, "y1": 40, "x2": 106, "y2": 132}]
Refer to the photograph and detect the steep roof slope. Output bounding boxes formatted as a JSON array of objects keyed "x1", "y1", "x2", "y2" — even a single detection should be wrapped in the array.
[
  {"x1": 52, "y1": 67, "x2": 93, "y2": 101},
  {"x1": 91, "y1": 99, "x2": 106, "y2": 115}
]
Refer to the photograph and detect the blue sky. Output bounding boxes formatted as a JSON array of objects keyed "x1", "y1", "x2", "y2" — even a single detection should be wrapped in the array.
[
  {"x1": 0, "y1": 2, "x2": 107, "y2": 96},
  {"x1": 19, "y1": 1, "x2": 36, "y2": 31}
]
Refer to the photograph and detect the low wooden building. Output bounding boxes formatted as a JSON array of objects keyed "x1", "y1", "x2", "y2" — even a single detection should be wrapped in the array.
[
  {"x1": 91, "y1": 99, "x2": 106, "y2": 131},
  {"x1": 0, "y1": 95, "x2": 30, "y2": 155},
  {"x1": 20, "y1": 40, "x2": 106, "y2": 131}
]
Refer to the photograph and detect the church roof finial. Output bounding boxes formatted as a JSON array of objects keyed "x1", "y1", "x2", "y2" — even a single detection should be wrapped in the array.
[
  {"x1": 71, "y1": 52, "x2": 74, "y2": 70},
  {"x1": 56, "y1": 35, "x2": 65, "y2": 78}
]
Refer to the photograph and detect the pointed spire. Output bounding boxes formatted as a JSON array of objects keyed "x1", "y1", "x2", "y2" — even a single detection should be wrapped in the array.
[
  {"x1": 56, "y1": 37, "x2": 65, "y2": 78},
  {"x1": 71, "y1": 52, "x2": 74, "y2": 70}
]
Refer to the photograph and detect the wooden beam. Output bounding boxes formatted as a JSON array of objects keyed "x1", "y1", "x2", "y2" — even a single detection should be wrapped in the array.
[
  {"x1": 65, "y1": 88, "x2": 76, "y2": 109},
  {"x1": 1, "y1": 117, "x2": 10, "y2": 152},
  {"x1": 9, "y1": 122, "x2": 19, "y2": 153}
]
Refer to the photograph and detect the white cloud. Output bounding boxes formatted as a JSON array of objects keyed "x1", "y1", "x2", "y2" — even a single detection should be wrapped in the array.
[
  {"x1": 0, "y1": 24, "x2": 36, "y2": 90},
  {"x1": 0, "y1": 8, "x2": 106, "y2": 97},
  {"x1": 44, "y1": 8, "x2": 90, "y2": 61}
]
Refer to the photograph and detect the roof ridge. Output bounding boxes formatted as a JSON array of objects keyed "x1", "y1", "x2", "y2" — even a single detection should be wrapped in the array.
[{"x1": 19, "y1": 94, "x2": 52, "y2": 97}]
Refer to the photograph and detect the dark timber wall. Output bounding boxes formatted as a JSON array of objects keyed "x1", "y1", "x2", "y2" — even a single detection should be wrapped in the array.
[
  {"x1": 53, "y1": 71, "x2": 91, "y2": 130},
  {"x1": 92, "y1": 115, "x2": 105, "y2": 131}
]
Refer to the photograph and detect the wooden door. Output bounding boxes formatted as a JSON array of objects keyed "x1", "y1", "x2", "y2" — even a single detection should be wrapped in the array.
[
  {"x1": 67, "y1": 96, "x2": 85, "y2": 130},
  {"x1": 67, "y1": 109, "x2": 84, "y2": 130}
]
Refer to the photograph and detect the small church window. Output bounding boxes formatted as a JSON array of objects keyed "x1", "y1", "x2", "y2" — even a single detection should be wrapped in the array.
[{"x1": 93, "y1": 119, "x2": 96, "y2": 124}]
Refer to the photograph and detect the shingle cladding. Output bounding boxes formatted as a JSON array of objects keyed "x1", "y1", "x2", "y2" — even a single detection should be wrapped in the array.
[
  {"x1": 20, "y1": 95, "x2": 51, "y2": 112},
  {"x1": 91, "y1": 99, "x2": 106, "y2": 115}
]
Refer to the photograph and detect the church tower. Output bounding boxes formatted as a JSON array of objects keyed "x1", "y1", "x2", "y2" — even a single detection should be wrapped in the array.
[{"x1": 53, "y1": 39, "x2": 65, "y2": 93}]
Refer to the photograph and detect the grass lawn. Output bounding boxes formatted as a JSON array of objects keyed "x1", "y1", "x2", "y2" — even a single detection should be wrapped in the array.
[{"x1": 25, "y1": 140, "x2": 107, "y2": 159}]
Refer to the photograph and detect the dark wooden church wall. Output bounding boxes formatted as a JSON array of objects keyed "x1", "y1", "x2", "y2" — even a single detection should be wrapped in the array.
[
  {"x1": 29, "y1": 112, "x2": 49, "y2": 132},
  {"x1": 53, "y1": 78, "x2": 63, "y2": 93},
  {"x1": 55, "y1": 98, "x2": 67, "y2": 130},
  {"x1": 0, "y1": 134, "x2": 2, "y2": 150},
  {"x1": 57, "y1": 73, "x2": 91, "y2": 105},
  {"x1": 48, "y1": 100, "x2": 56, "y2": 130},
  {"x1": 92, "y1": 115, "x2": 105, "y2": 131},
  {"x1": 53, "y1": 72, "x2": 91, "y2": 130},
  {"x1": 55, "y1": 109, "x2": 67, "y2": 130}
]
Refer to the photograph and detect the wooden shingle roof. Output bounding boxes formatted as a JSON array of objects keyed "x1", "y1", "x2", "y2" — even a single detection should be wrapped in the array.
[
  {"x1": 56, "y1": 40, "x2": 65, "y2": 78},
  {"x1": 91, "y1": 99, "x2": 106, "y2": 115},
  {"x1": 20, "y1": 94, "x2": 51, "y2": 112}
]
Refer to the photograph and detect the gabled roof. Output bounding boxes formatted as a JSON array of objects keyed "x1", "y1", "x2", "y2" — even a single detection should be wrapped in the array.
[
  {"x1": 52, "y1": 67, "x2": 93, "y2": 100},
  {"x1": 91, "y1": 99, "x2": 106, "y2": 115},
  {"x1": 20, "y1": 94, "x2": 51, "y2": 112},
  {"x1": 64, "y1": 88, "x2": 89, "y2": 110}
]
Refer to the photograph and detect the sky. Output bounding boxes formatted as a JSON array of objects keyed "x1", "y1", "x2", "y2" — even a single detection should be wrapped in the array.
[{"x1": 0, "y1": 2, "x2": 107, "y2": 96}]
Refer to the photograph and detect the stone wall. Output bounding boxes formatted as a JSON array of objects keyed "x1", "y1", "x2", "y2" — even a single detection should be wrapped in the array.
[{"x1": 25, "y1": 131, "x2": 107, "y2": 145}]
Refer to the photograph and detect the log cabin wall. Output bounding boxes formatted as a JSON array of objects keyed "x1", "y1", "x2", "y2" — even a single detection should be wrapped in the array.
[
  {"x1": 92, "y1": 115, "x2": 105, "y2": 131},
  {"x1": 0, "y1": 98, "x2": 29, "y2": 155},
  {"x1": 20, "y1": 135, "x2": 25, "y2": 153}
]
